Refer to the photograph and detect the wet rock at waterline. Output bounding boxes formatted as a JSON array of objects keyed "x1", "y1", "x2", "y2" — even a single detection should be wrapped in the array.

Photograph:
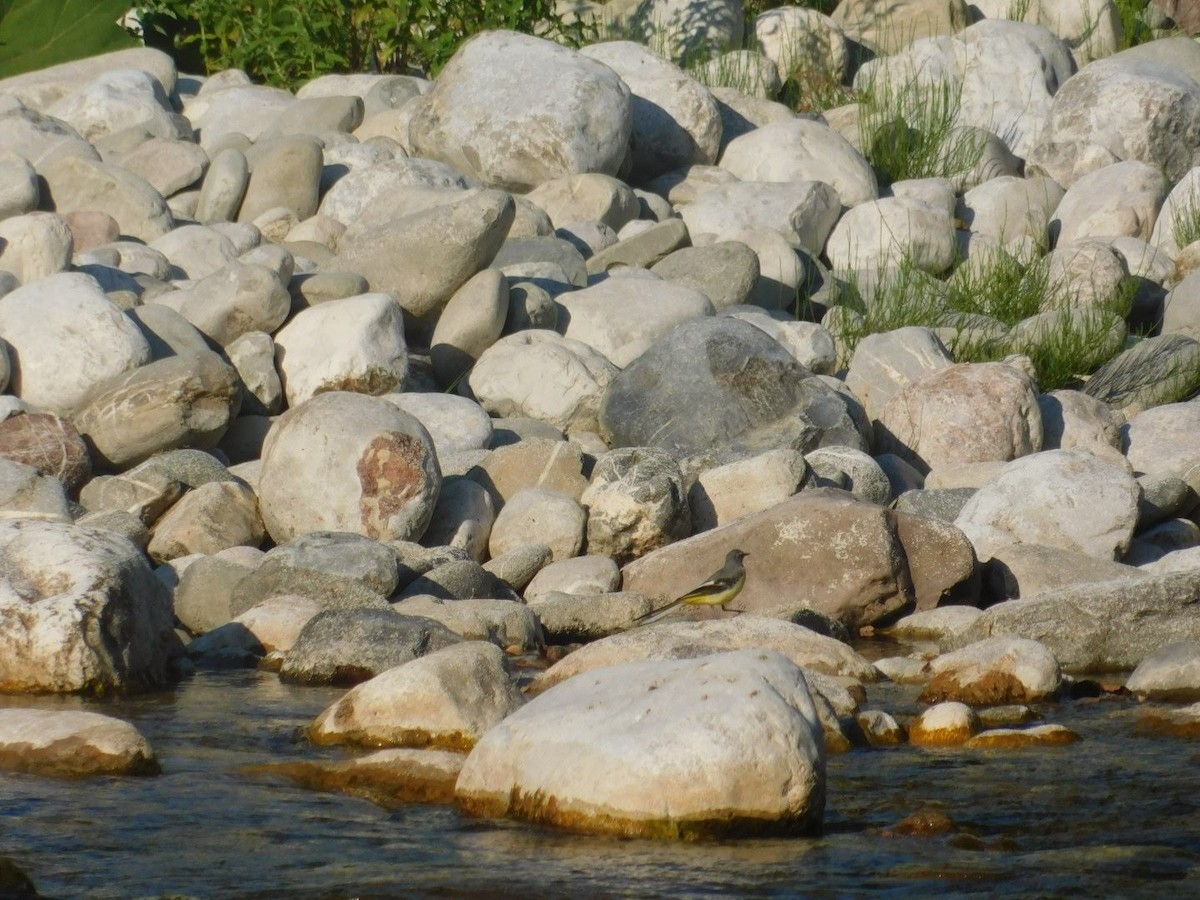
[
  {"x1": 0, "y1": 709, "x2": 159, "y2": 777},
  {"x1": 455, "y1": 650, "x2": 826, "y2": 838},
  {"x1": 0, "y1": 519, "x2": 176, "y2": 693},
  {"x1": 309, "y1": 642, "x2": 524, "y2": 751}
]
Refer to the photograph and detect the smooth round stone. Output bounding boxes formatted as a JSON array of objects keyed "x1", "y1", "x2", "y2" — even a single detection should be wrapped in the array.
[
  {"x1": 524, "y1": 555, "x2": 621, "y2": 602},
  {"x1": 488, "y1": 488, "x2": 586, "y2": 562},
  {"x1": 0, "y1": 211, "x2": 73, "y2": 283}
]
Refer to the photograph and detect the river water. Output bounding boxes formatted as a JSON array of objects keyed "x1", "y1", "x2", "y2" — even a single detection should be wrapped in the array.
[{"x1": 0, "y1": 655, "x2": 1197, "y2": 898}]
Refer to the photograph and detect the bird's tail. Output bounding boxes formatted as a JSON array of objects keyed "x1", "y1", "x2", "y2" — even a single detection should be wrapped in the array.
[{"x1": 631, "y1": 598, "x2": 684, "y2": 626}]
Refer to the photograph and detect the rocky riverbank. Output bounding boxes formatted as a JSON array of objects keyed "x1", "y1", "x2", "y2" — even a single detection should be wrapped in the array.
[{"x1": 2, "y1": 0, "x2": 1200, "y2": 859}]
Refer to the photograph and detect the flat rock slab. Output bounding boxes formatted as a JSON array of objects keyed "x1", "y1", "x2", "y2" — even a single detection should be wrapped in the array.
[
  {"x1": 964, "y1": 724, "x2": 1080, "y2": 750},
  {"x1": 455, "y1": 649, "x2": 825, "y2": 839},
  {"x1": 0, "y1": 709, "x2": 158, "y2": 777},
  {"x1": 251, "y1": 748, "x2": 465, "y2": 807},
  {"x1": 949, "y1": 570, "x2": 1200, "y2": 672},
  {"x1": 533, "y1": 617, "x2": 879, "y2": 695}
]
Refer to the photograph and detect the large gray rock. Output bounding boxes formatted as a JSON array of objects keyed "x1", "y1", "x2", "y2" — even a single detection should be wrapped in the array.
[
  {"x1": 579, "y1": 41, "x2": 721, "y2": 183},
  {"x1": 955, "y1": 449, "x2": 1140, "y2": 561},
  {"x1": 0, "y1": 272, "x2": 150, "y2": 416},
  {"x1": 0, "y1": 519, "x2": 175, "y2": 693},
  {"x1": 337, "y1": 189, "x2": 514, "y2": 324},
  {"x1": 230, "y1": 531, "x2": 400, "y2": 617},
  {"x1": 950, "y1": 570, "x2": 1200, "y2": 672},
  {"x1": 1027, "y1": 57, "x2": 1200, "y2": 187},
  {"x1": 408, "y1": 31, "x2": 632, "y2": 191},
  {"x1": 73, "y1": 352, "x2": 240, "y2": 471},
  {"x1": 456, "y1": 649, "x2": 825, "y2": 838},
  {"x1": 279, "y1": 608, "x2": 462, "y2": 685},
  {"x1": 600, "y1": 316, "x2": 868, "y2": 458},
  {"x1": 257, "y1": 392, "x2": 441, "y2": 544}
]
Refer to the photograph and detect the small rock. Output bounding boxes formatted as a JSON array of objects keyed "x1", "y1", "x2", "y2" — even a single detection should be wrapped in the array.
[{"x1": 908, "y1": 702, "x2": 982, "y2": 746}]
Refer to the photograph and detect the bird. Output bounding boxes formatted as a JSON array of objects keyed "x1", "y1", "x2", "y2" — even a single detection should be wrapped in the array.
[{"x1": 632, "y1": 549, "x2": 749, "y2": 626}]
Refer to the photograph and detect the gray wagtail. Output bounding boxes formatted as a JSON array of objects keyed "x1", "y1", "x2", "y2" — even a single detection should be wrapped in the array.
[{"x1": 633, "y1": 549, "x2": 749, "y2": 625}]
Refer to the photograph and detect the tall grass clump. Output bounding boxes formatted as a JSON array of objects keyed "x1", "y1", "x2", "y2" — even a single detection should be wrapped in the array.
[
  {"x1": 827, "y1": 245, "x2": 1144, "y2": 390},
  {"x1": 1113, "y1": 0, "x2": 1156, "y2": 49},
  {"x1": 1170, "y1": 185, "x2": 1200, "y2": 250},
  {"x1": 856, "y1": 68, "x2": 986, "y2": 185}
]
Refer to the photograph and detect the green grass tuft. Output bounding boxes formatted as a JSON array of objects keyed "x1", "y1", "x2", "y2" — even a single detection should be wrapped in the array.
[
  {"x1": 856, "y1": 67, "x2": 986, "y2": 185},
  {"x1": 828, "y1": 247, "x2": 1141, "y2": 390}
]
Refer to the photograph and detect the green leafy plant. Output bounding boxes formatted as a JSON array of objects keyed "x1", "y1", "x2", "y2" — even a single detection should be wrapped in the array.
[
  {"x1": 0, "y1": 0, "x2": 139, "y2": 77},
  {"x1": 1113, "y1": 0, "x2": 1155, "y2": 50},
  {"x1": 136, "y1": 0, "x2": 594, "y2": 88}
]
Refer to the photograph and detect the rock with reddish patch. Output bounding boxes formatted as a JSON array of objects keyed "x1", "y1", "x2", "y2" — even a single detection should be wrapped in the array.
[
  {"x1": 0, "y1": 412, "x2": 90, "y2": 494},
  {"x1": 258, "y1": 392, "x2": 441, "y2": 545}
]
